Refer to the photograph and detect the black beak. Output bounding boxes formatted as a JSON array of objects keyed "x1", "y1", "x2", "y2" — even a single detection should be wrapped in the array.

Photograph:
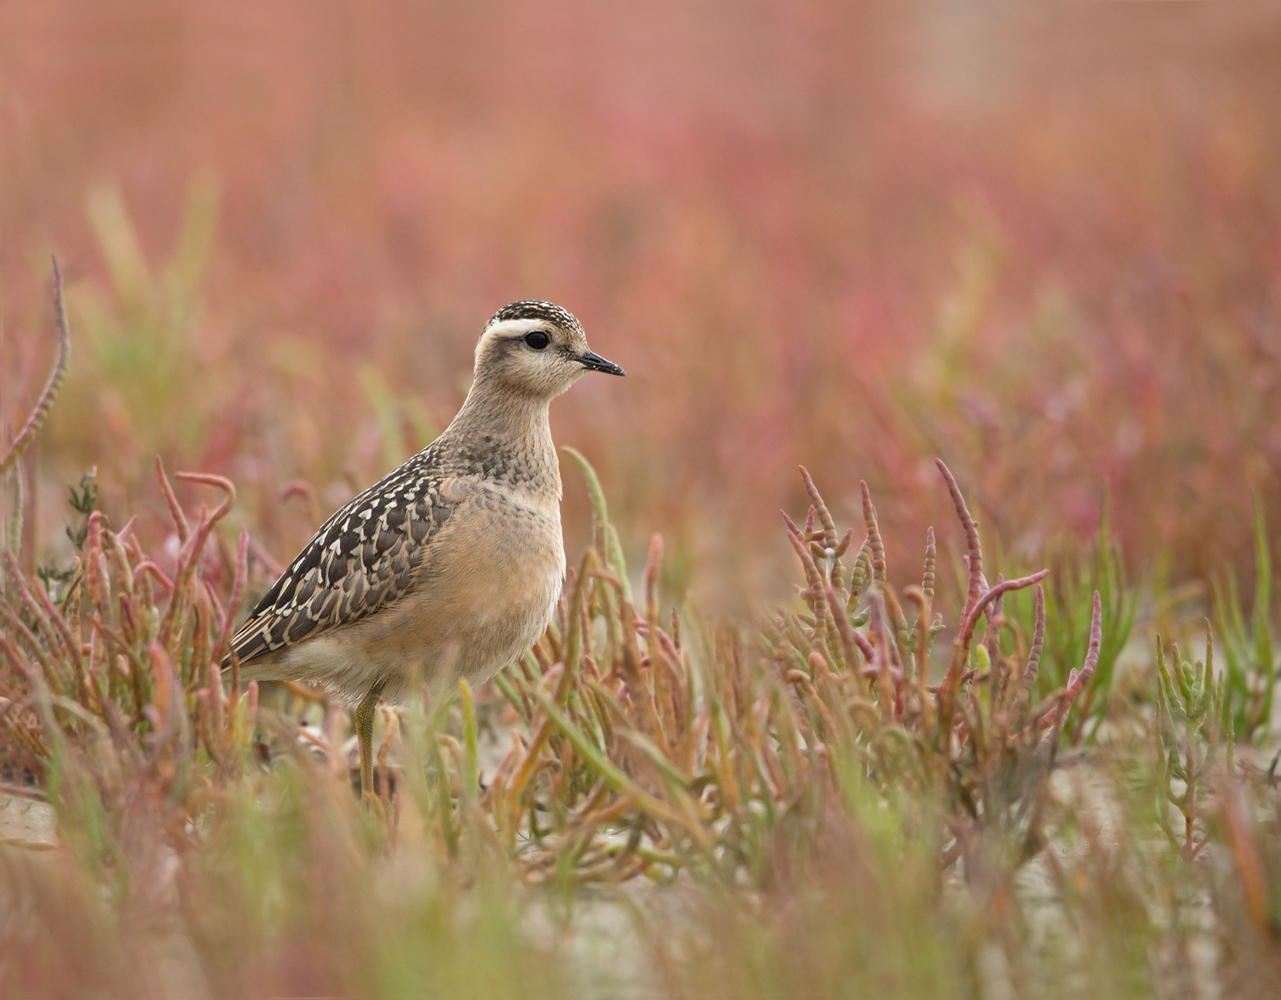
[{"x1": 578, "y1": 351, "x2": 625, "y2": 376}]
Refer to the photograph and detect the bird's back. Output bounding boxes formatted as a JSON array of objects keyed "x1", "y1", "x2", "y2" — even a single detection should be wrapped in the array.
[{"x1": 228, "y1": 422, "x2": 565, "y2": 703}]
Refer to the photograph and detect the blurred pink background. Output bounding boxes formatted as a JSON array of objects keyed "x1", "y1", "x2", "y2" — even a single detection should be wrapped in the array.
[{"x1": 3, "y1": 1, "x2": 1280, "y2": 606}]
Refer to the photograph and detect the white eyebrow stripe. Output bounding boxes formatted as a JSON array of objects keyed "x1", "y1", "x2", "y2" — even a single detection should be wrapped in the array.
[{"x1": 485, "y1": 318, "x2": 550, "y2": 338}]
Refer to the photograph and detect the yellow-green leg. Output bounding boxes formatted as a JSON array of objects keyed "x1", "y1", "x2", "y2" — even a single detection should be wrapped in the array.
[{"x1": 354, "y1": 682, "x2": 384, "y2": 799}]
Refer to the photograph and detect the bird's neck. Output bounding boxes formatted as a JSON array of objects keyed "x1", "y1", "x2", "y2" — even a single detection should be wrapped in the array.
[{"x1": 440, "y1": 377, "x2": 561, "y2": 499}]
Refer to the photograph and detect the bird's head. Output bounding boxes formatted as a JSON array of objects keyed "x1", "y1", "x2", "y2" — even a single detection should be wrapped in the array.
[{"x1": 474, "y1": 301, "x2": 624, "y2": 400}]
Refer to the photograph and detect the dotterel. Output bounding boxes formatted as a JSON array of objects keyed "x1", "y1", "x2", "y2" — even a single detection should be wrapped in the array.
[{"x1": 225, "y1": 301, "x2": 624, "y2": 795}]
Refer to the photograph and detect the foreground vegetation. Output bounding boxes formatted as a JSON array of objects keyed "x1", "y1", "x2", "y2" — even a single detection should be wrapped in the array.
[
  {"x1": 3, "y1": 329, "x2": 1280, "y2": 994},
  {"x1": 2, "y1": 9, "x2": 1280, "y2": 994}
]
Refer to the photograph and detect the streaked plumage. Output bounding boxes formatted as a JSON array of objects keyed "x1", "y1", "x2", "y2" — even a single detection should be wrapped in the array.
[{"x1": 225, "y1": 301, "x2": 624, "y2": 793}]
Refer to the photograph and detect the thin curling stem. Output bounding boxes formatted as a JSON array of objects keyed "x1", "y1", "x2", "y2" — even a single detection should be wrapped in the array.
[
  {"x1": 868, "y1": 590, "x2": 897, "y2": 722},
  {"x1": 782, "y1": 511, "x2": 844, "y2": 669},
  {"x1": 903, "y1": 586, "x2": 936, "y2": 732},
  {"x1": 1058, "y1": 590, "x2": 1103, "y2": 711},
  {"x1": 848, "y1": 539, "x2": 871, "y2": 609},
  {"x1": 939, "y1": 569, "x2": 1049, "y2": 734},
  {"x1": 1, "y1": 257, "x2": 71, "y2": 480},
  {"x1": 825, "y1": 582, "x2": 874, "y2": 696},
  {"x1": 212, "y1": 527, "x2": 250, "y2": 665},
  {"x1": 1010, "y1": 585, "x2": 1046, "y2": 717},
  {"x1": 936, "y1": 459, "x2": 983, "y2": 621},
  {"x1": 4, "y1": 460, "x2": 22, "y2": 561},
  {"x1": 860, "y1": 481, "x2": 887, "y2": 583},
  {"x1": 1033, "y1": 590, "x2": 1103, "y2": 741},
  {"x1": 157, "y1": 472, "x2": 237, "y2": 651},
  {"x1": 958, "y1": 570, "x2": 1049, "y2": 652},
  {"x1": 800, "y1": 466, "x2": 838, "y2": 550},
  {"x1": 156, "y1": 456, "x2": 191, "y2": 545},
  {"x1": 922, "y1": 526, "x2": 936, "y2": 607}
]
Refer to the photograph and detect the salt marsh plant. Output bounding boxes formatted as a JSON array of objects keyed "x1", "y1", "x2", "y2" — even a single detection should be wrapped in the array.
[{"x1": 0, "y1": 262, "x2": 1276, "y2": 1000}]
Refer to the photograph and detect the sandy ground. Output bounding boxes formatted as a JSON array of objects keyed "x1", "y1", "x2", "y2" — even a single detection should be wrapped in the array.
[{"x1": 0, "y1": 791, "x2": 55, "y2": 849}]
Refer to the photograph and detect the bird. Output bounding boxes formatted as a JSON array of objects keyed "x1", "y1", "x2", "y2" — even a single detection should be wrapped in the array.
[{"x1": 225, "y1": 301, "x2": 625, "y2": 797}]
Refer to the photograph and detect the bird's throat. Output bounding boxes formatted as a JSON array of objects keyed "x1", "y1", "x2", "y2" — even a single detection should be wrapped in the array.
[{"x1": 441, "y1": 379, "x2": 560, "y2": 496}]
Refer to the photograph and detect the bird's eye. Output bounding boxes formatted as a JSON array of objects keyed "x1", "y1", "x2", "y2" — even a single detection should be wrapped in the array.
[{"x1": 524, "y1": 331, "x2": 551, "y2": 350}]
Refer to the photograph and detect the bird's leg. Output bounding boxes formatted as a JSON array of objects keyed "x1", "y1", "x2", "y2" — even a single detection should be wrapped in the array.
[{"x1": 354, "y1": 681, "x2": 385, "y2": 799}]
